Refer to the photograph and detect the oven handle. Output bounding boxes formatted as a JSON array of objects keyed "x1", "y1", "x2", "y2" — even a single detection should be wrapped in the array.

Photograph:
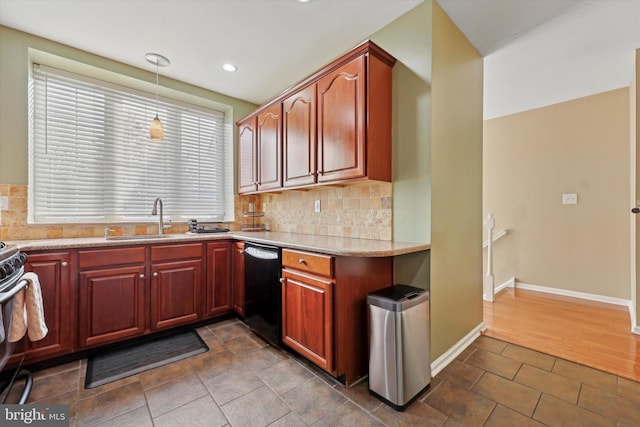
[{"x1": 0, "y1": 278, "x2": 29, "y2": 305}]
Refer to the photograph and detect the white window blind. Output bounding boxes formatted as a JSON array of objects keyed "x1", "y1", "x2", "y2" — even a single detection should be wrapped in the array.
[{"x1": 29, "y1": 64, "x2": 227, "y2": 224}]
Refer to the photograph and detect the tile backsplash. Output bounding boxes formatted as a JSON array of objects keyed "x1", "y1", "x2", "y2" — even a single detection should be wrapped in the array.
[{"x1": 1, "y1": 182, "x2": 393, "y2": 241}]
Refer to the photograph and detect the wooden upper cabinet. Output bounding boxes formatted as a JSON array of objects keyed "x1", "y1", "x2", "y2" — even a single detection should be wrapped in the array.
[
  {"x1": 283, "y1": 84, "x2": 317, "y2": 188},
  {"x1": 238, "y1": 116, "x2": 258, "y2": 193},
  {"x1": 257, "y1": 104, "x2": 282, "y2": 191},
  {"x1": 317, "y1": 55, "x2": 366, "y2": 183},
  {"x1": 237, "y1": 40, "x2": 395, "y2": 194}
]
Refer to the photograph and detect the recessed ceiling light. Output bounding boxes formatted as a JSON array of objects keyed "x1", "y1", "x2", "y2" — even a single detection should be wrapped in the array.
[
  {"x1": 222, "y1": 63, "x2": 237, "y2": 72},
  {"x1": 298, "y1": 0, "x2": 311, "y2": 3}
]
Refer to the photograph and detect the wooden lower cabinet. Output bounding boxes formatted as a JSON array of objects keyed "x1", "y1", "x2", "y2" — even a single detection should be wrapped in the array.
[
  {"x1": 7, "y1": 251, "x2": 75, "y2": 367},
  {"x1": 205, "y1": 241, "x2": 233, "y2": 318},
  {"x1": 281, "y1": 269, "x2": 334, "y2": 372},
  {"x1": 232, "y1": 241, "x2": 245, "y2": 316},
  {"x1": 281, "y1": 248, "x2": 393, "y2": 386},
  {"x1": 79, "y1": 264, "x2": 146, "y2": 348}
]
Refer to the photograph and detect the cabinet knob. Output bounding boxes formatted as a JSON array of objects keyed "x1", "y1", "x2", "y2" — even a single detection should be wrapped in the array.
[
  {"x1": 298, "y1": 258, "x2": 306, "y2": 265},
  {"x1": 61, "y1": 261, "x2": 68, "y2": 267},
  {"x1": 153, "y1": 272, "x2": 158, "y2": 277},
  {"x1": 279, "y1": 278, "x2": 284, "y2": 283},
  {"x1": 139, "y1": 274, "x2": 144, "y2": 279}
]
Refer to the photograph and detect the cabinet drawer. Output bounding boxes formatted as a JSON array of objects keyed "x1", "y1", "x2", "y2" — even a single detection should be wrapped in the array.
[
  {"x1": 79, "y1": 246, "x2": 145, "y2": 269},
  {"x1": 151, "y1": 243, "x2": 203, "y2": 261},
  {"x1": 282, "y1": 249, "x2": 333, "y2": 277}
]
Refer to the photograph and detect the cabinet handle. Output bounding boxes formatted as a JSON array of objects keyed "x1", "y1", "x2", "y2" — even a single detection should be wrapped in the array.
[
  {"x1": 139, "y1": 274, "x2": 144, "y2": 279},
  {"x1": 279, "y1": 278, "x2": 284, "y2": 283},
  {"x1": 153, "y1": 272, "x2": 158, "y2": 277},
  {"x1": 61, "y1": 261, "x2": 68, "y2": 267},
  {"x1": 298, "y1": 258, "x2": 306, "y2": 265}
]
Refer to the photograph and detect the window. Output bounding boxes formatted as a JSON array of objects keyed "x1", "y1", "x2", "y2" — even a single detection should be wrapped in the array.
[{"x1": 29, "y1": 64, "x2": 231, "y2": 224}]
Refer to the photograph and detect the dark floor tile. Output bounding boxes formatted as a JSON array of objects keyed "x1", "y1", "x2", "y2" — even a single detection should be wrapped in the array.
[
  {"x1": 94, "y1": 405, "x2": 153, "y2": 427},
  {"x1": 268, "y1": 412, "x2": 307, "y2": 427},
  {"x1": 371, "y1": 399, "x2": 448, "y2": 427},
  {"x1": 618, "y1": 377, "x2": 640, "y2": 404},
  {"x1": 552, "y1": 359, "x2": 618, "y2": 393},
  {"x1": 484, "y1": 405, "x2": 547, "y2": 427},
  {"x1": 138, "y1": 357, "x2": 194, "y2": 390},
  {"x1": 191, "y1": 349, "x2": 244, "y2": 382},
  {"x1": 424, "y1": 380, "x2": 495, "y2": 426},
  {"x1": 282, "y1": 377, "x2": 347, "y2": 425},
  {"x1": 533, "y1": 393, "x2": 615, "y2": 427},
  {"x1": 259, "y1": 358, "x2": 314, "y2": 395},
  {"x1": 437, "y1": 359, "x2": 484, "y2": 389},
  {"x1": 30, "y1": 389, "x2": 79, "y2": 418},
  {"x1": 514, "y1": 363, "x2": 580, "y2": 404},
  {"x1": 224, "y1": 333, "x2": 266, "y2": 354},
  {"x1": 442, "y1": 418, "x2": 467, "y2": 427},
  {"x1": 336, "y1": 380, "x2": 384, "y2": 413},
  {"x1": 32, "y1": 360, "x2": 81, "y2": 381},
  {"x1": 473, "y1": 335, "x2": 508, "y2": 354},
  {"x1": 314, "y1": 401, "x2": 384, "y2": 427},
  {"x1": 153, "y1": 395, "x2": 227, "y2": 427},
  {"x1": 466, "y1": 348, "x2": 522, "y2": 380},
  {"x1": 419, "y1": 376, "x2": 443, "y2": 401},
  {"x1": 472, "y1": 372, "x2": 540, "y2": 416},
  {"x1": 144, "y1": 372, "x2": 208, "y2": 418},
  {"x1": 241, "y1": 344, "x2": 289, "y2": 373},
  {"x1": 455, "y1": 345, "x2": 476, "y2": 363},
  {"x1": 501, "y1": 344, "x2": 556, "y2": 371},
  {"x1": 200, "y1": 335, "x2": 226, "y2": 353},
  {"x1": 221, "y1": 385, "x2": 290, "y2": 427},
  {"x1": 212, "y1": 321, "x2": 251, "y2": 341},
  {"x1": 28, "y1": 368, "x2": 79, "y2": 402},
  {"x1": 579, "y1": 383, "x2": 640, "y2": 426},
  {"x1": 203, "y1": 367, "x2": 265, "y2": 405},
  {"x1": 75, "y1": 381, "x2": 147, "y2": 426}
]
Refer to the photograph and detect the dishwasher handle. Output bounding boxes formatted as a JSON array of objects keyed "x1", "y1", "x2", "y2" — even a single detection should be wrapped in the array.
[{"x1": 244, "y1": 245, "x2": 279, "y2": 260}]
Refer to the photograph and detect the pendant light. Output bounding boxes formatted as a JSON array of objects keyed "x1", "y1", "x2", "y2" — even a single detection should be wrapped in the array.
[{"x1": 145, "y1": 53, "x2": 170, "y2": 141}]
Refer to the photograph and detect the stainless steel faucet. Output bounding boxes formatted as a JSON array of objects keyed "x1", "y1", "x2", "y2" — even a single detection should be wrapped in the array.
[{"x1": 151, "y1": 197, "x2": 165, "y2": 235}]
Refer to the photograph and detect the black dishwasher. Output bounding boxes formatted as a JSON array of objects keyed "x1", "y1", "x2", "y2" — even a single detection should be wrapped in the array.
[{"x1": 243, "y1": 242, "x2": 282, "y2": 346}]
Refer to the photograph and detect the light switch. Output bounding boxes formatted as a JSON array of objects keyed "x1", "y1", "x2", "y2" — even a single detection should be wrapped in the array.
[
  {"x1": 314, "y1": 199, "x2": 321, "y2": 213},
  {"x1": 0, "y1": 196, "x2": 7, "y2": 210},
  {"x1": 562, "y1": 193, "x2": 578, "y2": 205}
]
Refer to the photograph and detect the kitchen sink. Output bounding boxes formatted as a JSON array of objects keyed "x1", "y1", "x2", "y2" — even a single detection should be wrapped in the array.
[{"x1": 105, "y1": 234, "x2": 172, "y2": 241}]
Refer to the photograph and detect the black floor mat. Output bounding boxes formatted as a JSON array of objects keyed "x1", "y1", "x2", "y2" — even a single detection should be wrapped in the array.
[{"x1": 85, "y1": 330, "x2": 208, "y2": 389}]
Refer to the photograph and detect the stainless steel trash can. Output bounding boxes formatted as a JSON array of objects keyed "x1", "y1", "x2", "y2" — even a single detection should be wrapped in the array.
[{"x1": 367, "y1": 284, "x2": 430, "y2": 411}]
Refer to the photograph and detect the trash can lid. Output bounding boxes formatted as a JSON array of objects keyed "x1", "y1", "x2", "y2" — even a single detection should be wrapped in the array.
[{"x1": 367, "y1": 284, "x2": 429, "y2": 311}]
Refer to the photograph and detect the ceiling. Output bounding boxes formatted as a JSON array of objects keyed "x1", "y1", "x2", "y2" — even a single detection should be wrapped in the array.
[{"x1": 1, "y1": 0, "x2": 638, "y2": 118}]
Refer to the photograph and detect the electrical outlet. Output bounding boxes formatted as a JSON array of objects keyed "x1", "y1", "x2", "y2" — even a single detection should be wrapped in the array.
[
  {"x1": 562, "y1": 193, "x2": 578, "y2": 205},
  {"x1": 0, "y1": 196, "x2": 7, "y2": 210},
  {"x1": 314, "y1": 199, "x2": 321, "y2": 213},
  {"x1": 262, "y1": 203, "x2": 266, "y2": 212}
]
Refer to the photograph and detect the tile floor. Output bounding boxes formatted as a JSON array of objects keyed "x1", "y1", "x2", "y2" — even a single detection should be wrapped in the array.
[{"x1": 5, "y1": 318, "x2": 640, "y2": 426}]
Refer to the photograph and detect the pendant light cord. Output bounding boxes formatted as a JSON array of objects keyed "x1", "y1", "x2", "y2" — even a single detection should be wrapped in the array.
[{"x1": 155, "y1": 61, "x2": 159, "y2": 116}]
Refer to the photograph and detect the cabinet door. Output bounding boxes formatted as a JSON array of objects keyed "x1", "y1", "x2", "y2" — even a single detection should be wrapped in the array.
[
  {"x1": 317, "y1": 54, "x2": 366, "y2": 183},
  {"x1": 8, "y1": 252, "x2": 74, "y2": 365},
  {"x1": 257, "y1": 103, "x2": 282, "y2": 191},
  {"x1": 281, "y1": 269, "x2": 334, "y2": 372},
  {"x1": 79, "y1": 265, "x2": 146, "y2": 348},
  {"x1": 238, "y1": 116, "x2": 258, "y2": 193},
  {"x1": 232, "y1": 241, "x2": 245, "y2": 316},
  {"x1": 205, "y1": 241, "x2": 232, "y2": 318},
  {"x1": 151, "y1": 259, "x2": 202, "y2": 330},
  {"x1": 283, "y1": 84, "x2": 317, "y2": 188}
]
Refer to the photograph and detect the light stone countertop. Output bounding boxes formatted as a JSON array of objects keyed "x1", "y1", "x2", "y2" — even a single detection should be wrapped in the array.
[{"x1": 7, "y1": 231, "x2": 429, "y2": 257}]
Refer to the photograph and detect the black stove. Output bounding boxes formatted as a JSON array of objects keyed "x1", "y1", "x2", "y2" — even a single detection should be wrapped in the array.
[{"x1": 0, "y1": 242, "x2": 28, "y2": 289}]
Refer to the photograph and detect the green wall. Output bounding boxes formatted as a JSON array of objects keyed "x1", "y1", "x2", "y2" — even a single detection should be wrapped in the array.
[
  {"x1": 0, "y1": 25, "x2": 256, "y2": 185},
  {"x1": 372, "y1": 0, "x2": 484, "y2": 361}
]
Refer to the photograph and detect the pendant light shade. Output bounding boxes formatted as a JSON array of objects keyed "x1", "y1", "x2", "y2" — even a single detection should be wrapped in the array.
[{"x1": 145, "y1": 53, "x2": 170, "y2": 141}]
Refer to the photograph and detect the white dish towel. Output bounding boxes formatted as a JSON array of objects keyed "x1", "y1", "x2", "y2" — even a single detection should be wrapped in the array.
[{"x1": 8, "y1": 272, "x2": 48, "y2": 342}]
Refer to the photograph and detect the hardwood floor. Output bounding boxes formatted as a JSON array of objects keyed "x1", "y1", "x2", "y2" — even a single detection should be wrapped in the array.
[{"x1": 483, "y1": 287, "x2": 640, "y2": 382}]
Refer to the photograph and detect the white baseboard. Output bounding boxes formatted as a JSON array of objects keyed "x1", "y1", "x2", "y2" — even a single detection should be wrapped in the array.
[
  {"x1": 494, "y1": 277, "x2": 515, "y2": 294},
  {"x1": 514, "y1": 281, "x2": 632, "y2": 308},
  {"x1": 431, "y1": 322, "x2": 486, "y2": 377}
]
